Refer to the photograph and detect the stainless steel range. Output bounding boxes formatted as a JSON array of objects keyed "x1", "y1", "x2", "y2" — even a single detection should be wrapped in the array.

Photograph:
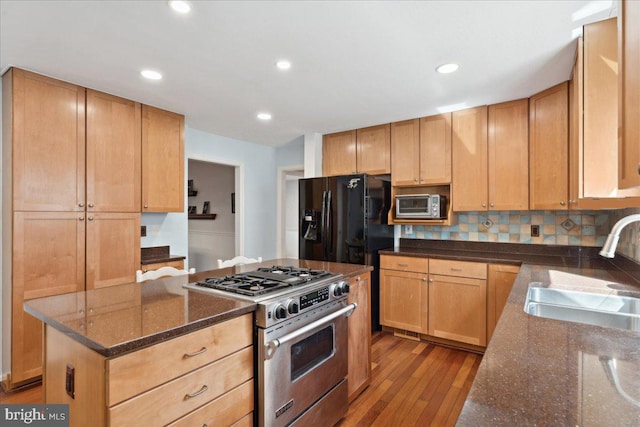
[{"x1": 184, "y1": 266, "x2": 356, "y2": 427}]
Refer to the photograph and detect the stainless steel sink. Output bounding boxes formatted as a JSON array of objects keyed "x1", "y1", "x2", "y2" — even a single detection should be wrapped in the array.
[{"x1": 524, "y1": 285, "x2": 640, "y2": 332}]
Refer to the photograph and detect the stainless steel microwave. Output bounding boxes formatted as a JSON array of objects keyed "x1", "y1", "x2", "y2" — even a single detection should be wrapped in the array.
[{"x1": 395, "y1": 194, "x2": 447, "y2": 219}]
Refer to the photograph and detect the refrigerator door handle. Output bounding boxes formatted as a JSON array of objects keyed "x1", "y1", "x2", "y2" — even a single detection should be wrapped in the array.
[
  {"x1": 327, "y1": 190, "x2": 333, "y2": 259},
  {"x1": 321, "y1": 190, "x2": 328, "y2": 259}
]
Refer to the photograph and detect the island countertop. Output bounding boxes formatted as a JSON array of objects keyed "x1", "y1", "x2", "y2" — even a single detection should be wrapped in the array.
[{"x1": 24, "y1": 258, "x2": 371, "y2": 358}]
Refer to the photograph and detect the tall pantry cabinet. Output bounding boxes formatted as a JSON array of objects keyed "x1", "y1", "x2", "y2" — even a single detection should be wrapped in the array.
[{"x1": 2, "y1": 68, "x2": 141, "y2": 388}]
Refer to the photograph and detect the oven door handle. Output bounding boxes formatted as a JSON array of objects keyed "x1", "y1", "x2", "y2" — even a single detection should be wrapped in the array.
[{"x1": 264, "y1": 302, "x2": 357, "y2": 360}]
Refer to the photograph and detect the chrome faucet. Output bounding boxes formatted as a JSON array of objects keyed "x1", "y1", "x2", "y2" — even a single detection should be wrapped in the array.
[{"x1": 599, "y1": 214, "x2": 640, "y2": 258}]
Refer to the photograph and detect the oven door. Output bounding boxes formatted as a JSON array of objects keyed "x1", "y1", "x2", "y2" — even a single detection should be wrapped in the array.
[{"x1": 258, "y1": 301, "x2": 355, "y2": 427}]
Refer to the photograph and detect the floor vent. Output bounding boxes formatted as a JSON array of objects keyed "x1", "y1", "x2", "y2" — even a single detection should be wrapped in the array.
[{"x1": 393, "y1": 329, "x2": 421, "y2": 341}]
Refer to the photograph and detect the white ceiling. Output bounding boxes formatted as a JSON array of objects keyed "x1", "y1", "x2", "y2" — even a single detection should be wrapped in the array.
[{"x1": 0, "y1": 1, "x2": 616, "y2": 147}]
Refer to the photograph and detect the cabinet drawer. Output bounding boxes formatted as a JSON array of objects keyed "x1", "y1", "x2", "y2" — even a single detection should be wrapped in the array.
[
  {"x1": 107, "y1": 313, "x2": 252, "y2": 406},
  {"x1": 429, "y1": 259, "x2": 486, "y2": 279},
  {"x1": 109, "y1": 346, "x2": 253, "y2": 427},
  {"x1": 380, "y1": 255, "x2": 428, "y2": 272},
  {"x1": 167, "y1": 380, "x2": 253, "y2": 427}
]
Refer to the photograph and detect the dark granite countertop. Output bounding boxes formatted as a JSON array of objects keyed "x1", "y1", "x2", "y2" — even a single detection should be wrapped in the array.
[
  {"x1": 140, "y1": 254, "x2": 186, "y2": 265},
  {"x1": 140, "y1": 245, "x2": 185, "y2": 265},
  {"x1": 382, "y1": 240, "x2": 640, "y2": 425},
  {"x1": 24, "y1": 258, "x2": 371, "y2": 358}
]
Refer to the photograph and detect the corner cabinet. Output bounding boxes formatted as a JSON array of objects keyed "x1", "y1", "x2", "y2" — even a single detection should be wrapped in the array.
[
  {"x1": 142, "y1": 105, "x2": 185, "y2": 212},
  {"x1": 529, "y1": 82, "x2": 569, "y2": 210},
  {"x1": 347, "y1": 273, "x2": 371, "y2": 403}
]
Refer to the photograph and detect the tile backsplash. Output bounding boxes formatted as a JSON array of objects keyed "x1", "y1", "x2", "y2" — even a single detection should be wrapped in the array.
[{"x1": 401, "y1": 210, "x2": 612, "y2": 246}]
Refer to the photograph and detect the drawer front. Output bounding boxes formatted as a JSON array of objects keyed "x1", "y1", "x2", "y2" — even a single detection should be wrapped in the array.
[
  {"x1": 380, "y1": 255, "x2": 428, "y2": 272},
  {"x1": 108, "y1": 313, "x2": 252, "y2": 406},
  {"x1": 429, "y1": 259, "x2": 487, "y2": 279},
  {"x1": 167, "y1": 380, "x2": 254, "y2": 427},
  {"x1": 109, "y1": 346, "x2": 253, "y2": 427}
]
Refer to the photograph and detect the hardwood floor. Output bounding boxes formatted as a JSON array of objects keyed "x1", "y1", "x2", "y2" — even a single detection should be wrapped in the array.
[
  {"x1": 0, "y1": 332, "x2": 481, "y2": 427},
  {"x1": 339, "y1": 331, "x2": 482, "y2": 427}
]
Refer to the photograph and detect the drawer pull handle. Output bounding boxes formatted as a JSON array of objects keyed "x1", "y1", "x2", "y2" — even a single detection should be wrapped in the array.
[
  {"x1": 397, "y1": 263, "x2": 408, "y2": 267},
  {"x1": 184, "y1": 385, "x2": 208, "y2": 399},
  {"x1": 183, "y1": 347, "x2": 207, "y2": 358},
  {"x1": 450, "y1": 268, "x2": 462, "y2": 272}
]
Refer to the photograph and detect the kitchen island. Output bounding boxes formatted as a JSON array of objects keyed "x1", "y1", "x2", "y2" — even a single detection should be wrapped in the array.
[
  {"x1": 24, "y1": 259, "x2": 372, "y2": 427},
  {"x1": 381, "y1": 240, "x2": 640, "y2": 426}
]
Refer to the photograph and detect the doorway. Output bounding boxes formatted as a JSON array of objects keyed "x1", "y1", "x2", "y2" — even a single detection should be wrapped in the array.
[
  {"x1": 277, "y1": 165, "x2": 304, "y2": 258},
  {"x1": 187, "y1": 158, "x2": 242, "y2": 271}
]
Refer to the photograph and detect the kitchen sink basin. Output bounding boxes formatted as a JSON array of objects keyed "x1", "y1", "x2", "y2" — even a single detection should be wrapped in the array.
[{"x1": 524, "y1": 285, "x2": 640, "y2": 332}]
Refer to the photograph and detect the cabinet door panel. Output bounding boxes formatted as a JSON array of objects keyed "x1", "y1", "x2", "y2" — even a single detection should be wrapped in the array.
[
  {"x1": 488, "y1": 99, "x2": 529, "y2": 210},
  {"x1": 87, "y1": 90, "x2": 141, "y2": 212},
  {"x1": 452, "y1": 106, "x2": 488, "y2": 211},
  {"x1": 85, "y1": 212, "x2": 140, "y2": 290},
  {"x1": 428, "y1": 274, "x2": 486, "y2": 346},
  {"x1": 357, "y1": 124, "x2": 390, "y2": 174},
  {"x1": 12, "y1": 211, "x2": 85, "y2": 384},
  {"x1": 529, "y1": 82, "x2": 569, "y2": 210},
  {"x1": 420, "y1": 113, "x2": 452, "y2": 184},
  {"x1": 323, "y1": 130, "x2": 356, "y2": 176},
  {"x1": 347, "y1": 274, "x2": 371, "y2": 402},
  {"x1": 487, "y1": 264, "x2": 519, "y2": 343},
  {"x1": 142, "y1": 105, "x2": 184, "y2": 212},
  {"x1": 619, "y1": 0, "x2": 640, "y2": 189},
  {"x1": 380, "y1": 269, "x2": 428, "y2": 333},
  {"x1": 391, "y1": 119, "x2": 420, "y2": 186},
  {"x1": 11, "y1": 68, "x2": 85, "y2": 212}
]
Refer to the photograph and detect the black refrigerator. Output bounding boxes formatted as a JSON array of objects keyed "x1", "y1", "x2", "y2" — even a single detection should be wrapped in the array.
[{"x1": 299, "y1": 174, "x2": 394, "y2": 331}]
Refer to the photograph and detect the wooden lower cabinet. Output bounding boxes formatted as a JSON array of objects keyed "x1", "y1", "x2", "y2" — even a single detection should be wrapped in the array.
[
  {"x1": 380, "y1": 267, "x2": 429, "y2": 334},
  {"x1": 428, "y1": 260, "x2": 488, "y2": 347},
  {"x1": 44, "y1": 314, "x2": 254, "y2": 427},
  {"x1": 487, "y1": 264, "x2": 520, "y2": 342},
  {"x1": 347, "y1": 272, "x2": 371, "y2": 402}
]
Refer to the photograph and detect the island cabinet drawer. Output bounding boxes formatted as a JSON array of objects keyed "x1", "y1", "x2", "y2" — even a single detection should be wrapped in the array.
[
  {"x1": 167, "y1": 379, "x2": 253, "y2": 427},
  {"x1": 429, "y1": 259, "x2": 487, "y2": 279},
  {"x1": 380, "y1": 255, "x2": 428, "y2": 272},
  {"x1": 109, "y1": 346, "x2": 253, "y2": 427},
  {"x1": 107, "y1": 313, "x2": 252, "y2": 406}
]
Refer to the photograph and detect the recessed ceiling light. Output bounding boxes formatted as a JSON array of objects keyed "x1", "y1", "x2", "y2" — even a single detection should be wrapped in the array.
[
  {"x1": 141, "y1": 69, "x2": 163, "y2": 80},
  {"x1": 276, "y1": 60, "x2": 292, "y2": 70},
  {"x1": 169, "y1": 1, "x2": 191, "y2": 14},
  {"x1": 257, "y1": 112, "x2": 272, "y2": 121},
  {"x1": 436, "y1": 63, "x2": 459, "y2": 74}
]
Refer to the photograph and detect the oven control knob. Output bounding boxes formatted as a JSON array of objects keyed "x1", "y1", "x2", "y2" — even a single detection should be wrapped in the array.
[
  {"x1": 274, "y1": 304, "x2": 287, "y2": 320},
  {"x1": 333, "y1": 285, "x2": 343, "y2": 297},
  {"x1": 288, "y1": 301, "x2": 299, "y2": 315},
  {"x1": 342, "y1": 282, "x2": 350, "y2": 294}
]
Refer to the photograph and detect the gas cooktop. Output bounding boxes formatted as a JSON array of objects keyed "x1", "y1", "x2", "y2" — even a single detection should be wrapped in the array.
[{"x1": 190, "y1": 266, "x2": 338, "y2": 299}]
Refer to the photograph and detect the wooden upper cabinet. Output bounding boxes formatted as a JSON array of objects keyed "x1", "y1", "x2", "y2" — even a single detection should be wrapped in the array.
[
  {"x1": 488, "y1": 99, "x2": 529, "y2": 210},
  {"x1": 87, "y1": 90, "x2": 141, "y2": 212},
  {"x1": 323, "y1": 130, "x2": 357, "y2": 176},
  {"x1": 8, "y1": 68, "x2": 86, "y2": 212},
  {"x1": 356, "y1": 124, "x2": 390, "y2": 175},
  {"x1": 85, "y1": 213, "x2": 141, "y2": 290},
  {"x1": 619, "y1": 0, "x2": 640, "y2": 189},
  {"x1": 391, "y1": 119, "x2": 420, "y2": 186},
  {"x1": 569, "y1": 37, "x2": 583, "y2": 209},
  {"x1": 420, "y1": 113, "x2": 452, "y2": 184},
  {"x1": 452, "y1": 106, "x2": 488, "y2": 211},
  {"x1": 142, "y1": 105, "x2": 185, "y2": 212},
  {"x1": 529, "y1": 82, "x2": 569, "y2": 210}
]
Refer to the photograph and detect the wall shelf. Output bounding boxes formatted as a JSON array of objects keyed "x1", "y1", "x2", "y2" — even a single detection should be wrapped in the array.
[
  {"x1": 188, "y1": 190, "x2": 198, "y2": 197},
  {"x1": 188, "y1": 214, "x2": 217, "y2": 220}
]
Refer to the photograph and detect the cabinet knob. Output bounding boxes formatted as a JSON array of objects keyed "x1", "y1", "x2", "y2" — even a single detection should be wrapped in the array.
[
  {"x1": 560, "y1": 201, "x2": 566, "y2": 206},
  {"x1": 88, "y1": 203, "x2": 94, "y2": 208},
  {"x1": 88, "y1": 216, "x2": 94, "y2": 221},
  {"x1": 482, "y1": 203, "x2": 487, "y2": 208},
  {"x1": 144, "y1": 204, "x2": 148, "y2": 208},
  {"x1": 414, "y1": 178, "x2": 418, "y2": 182},
  {"x1": 428, "y1": 278, "x2": 433, "y2": 283},
  {"x1": 79, "y1": 217, "x2": 84, "y2": 221},
  {"x1": 422, "y1": 277, "x2": 427, "y2": 281},
  {"x1": 78, "y1": 202, "x2": 84, "y2": 208},
  {"x1": 490, "y1": 203, "x2": 494, "y2": 208},
  {"x1": 419, "y1": 178, "x2": 424, "y2": 182}
]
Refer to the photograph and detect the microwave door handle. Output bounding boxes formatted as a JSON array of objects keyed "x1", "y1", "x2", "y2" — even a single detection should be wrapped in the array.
[{"x1": 264, "y1": 303, "x2": 357, "y2": 360}]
